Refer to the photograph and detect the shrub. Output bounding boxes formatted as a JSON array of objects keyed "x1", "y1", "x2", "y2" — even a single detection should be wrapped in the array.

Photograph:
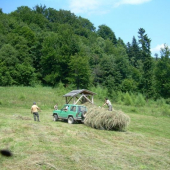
[
  {"x1": 90, "y1": 85, "x2": 107, "y2": 100},
  {"x1": 134, "y1": 93, "x2": 145, "y2": 106},
  {"x1": 116, "y1": 91, "x2": 124, "y2": 104},
  {"x1": 165, "y1": 98, "x2": 170, "y2": 105},
  {"x1": 156, "y1": 98, "x2": 166, "y2": 106},
  {"x1": 108, "y1": 90, "x2": 117, "y2": 103},
  {"x1": 123, "y1": 92, "x2": 133, "y2": 106},
  {"x1": 160, "y1": 105, "x2": 170, "y2": 117},
  {"x1": 56, "y1": 81, "x2": 67, "y2": 95}
]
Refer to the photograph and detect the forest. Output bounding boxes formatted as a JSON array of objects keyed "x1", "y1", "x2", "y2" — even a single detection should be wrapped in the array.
[{"x1": 0, "y1": 5, "x2": 170, "y2": 100}]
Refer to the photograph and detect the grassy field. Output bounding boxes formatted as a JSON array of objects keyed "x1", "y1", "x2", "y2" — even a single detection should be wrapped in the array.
[{"x1": 0, "y1": 86, "x2": 170, "y2": 170}]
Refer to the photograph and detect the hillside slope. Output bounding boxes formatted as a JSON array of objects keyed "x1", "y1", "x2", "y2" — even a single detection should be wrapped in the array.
[{"x1": 0, "y1": 87, "x2": 170, "y2": 169}]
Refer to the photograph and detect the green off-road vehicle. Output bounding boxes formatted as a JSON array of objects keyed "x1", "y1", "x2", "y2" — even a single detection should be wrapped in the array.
[{"x1": 53, "y1": 104, "x2": 87, "y2": 124}]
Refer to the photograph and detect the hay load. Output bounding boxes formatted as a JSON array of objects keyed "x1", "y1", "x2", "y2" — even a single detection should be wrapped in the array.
[{"x1": 84, "y1": 103, "x2": 130, "y2": 131}]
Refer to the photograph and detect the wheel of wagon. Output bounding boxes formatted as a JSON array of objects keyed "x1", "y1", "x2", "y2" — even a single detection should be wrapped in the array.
[
  {"x1": 68, "y1": 116, "x2": 74, "y2": 124},
  {"x1": 53, "y1": 114, "x2": 58, "y2": 121}
]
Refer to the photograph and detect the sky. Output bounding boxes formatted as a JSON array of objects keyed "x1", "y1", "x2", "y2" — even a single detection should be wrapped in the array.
[{"x1": 1, "y1": 0, "x2": 170, "y2": 57}]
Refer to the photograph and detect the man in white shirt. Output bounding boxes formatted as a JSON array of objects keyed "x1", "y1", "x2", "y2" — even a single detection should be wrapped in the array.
[
  {"x1": 103, "y1": 98, "x2": 112, "y2": 111},
  {"x1": 54, "y1": 103, "x2": 58, "y2": 110}
]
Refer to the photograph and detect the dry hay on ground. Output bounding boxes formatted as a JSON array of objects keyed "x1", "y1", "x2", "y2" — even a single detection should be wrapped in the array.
[
  {"x1": 83, "y1": 102, "x2": 130, "y2": 131},
  {"x1": 12, "y1": 114, "x2": 32, "y2": 120}
]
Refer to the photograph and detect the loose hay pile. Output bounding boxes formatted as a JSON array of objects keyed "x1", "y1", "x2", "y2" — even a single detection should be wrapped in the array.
[{"x1": 84, "y1": 103, "x2": 130, "y2": 131}]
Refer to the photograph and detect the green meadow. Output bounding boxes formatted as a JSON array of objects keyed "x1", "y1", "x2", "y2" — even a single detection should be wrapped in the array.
[{"x1": 0, "y1": 86, "x2": 170, "y2": 170}]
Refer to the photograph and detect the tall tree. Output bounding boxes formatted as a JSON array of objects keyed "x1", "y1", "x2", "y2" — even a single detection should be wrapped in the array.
[
  {"x1": 155, "y1": 44, "x2": 170, "y2": 98},
  {"x1": 67, "y1": 54, "x2": 92, "y2": 89},
  {"x1": 138, "y1": 28, "x2": 155, "y2": 98},
  {"x1": 0, "y1": 44, "x2": 35, "y2": 86},
  {"x1": 11, "y1": 6, "x2": 33, "y2": 24},
  {"x1": 127, "y1": 37, "x2": 141, "y2": 67},
  {"x1": 97, "y1": 25, "x2": 117, "y2": 45},
  {"x1": 78, "y1": 17, "x2": 96, "y2": 32},
  {"x1": 33, "y1": 4, "x2": 47, "y2": 15},
  {"x1": 40, "y1": 32, "x2": 62, "y2": 86}
]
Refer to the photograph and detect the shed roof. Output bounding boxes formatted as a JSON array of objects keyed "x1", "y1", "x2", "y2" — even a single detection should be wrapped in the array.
[{"x1": 63, "y1": 89, "x2": 96, "y2": 97}]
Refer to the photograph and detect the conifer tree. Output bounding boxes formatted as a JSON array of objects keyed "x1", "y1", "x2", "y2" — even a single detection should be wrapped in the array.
[
  {"x1": 155, "y1": 44, "x2": 170, "y2": 98},
  {"x1": 138, "y1": 28, "x2": 155, "y2": 98}
]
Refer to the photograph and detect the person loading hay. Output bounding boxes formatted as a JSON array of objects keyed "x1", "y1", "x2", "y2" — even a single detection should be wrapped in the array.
[{"x1": 103, "y1": 98, "x2": 112, "y2": 111}]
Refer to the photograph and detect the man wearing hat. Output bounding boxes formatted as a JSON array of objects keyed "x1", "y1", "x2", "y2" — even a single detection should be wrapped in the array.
[{"x1": 31, "y1": 102, "x2": 41, "y2": 121}]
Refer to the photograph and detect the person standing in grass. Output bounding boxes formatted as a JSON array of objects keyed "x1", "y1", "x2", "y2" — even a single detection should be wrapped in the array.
[
  {"x1": 54, "y1": 103, "x2": 58, "y2": 110},
  {"x1": 103, "y1": 98, "x2": 112, "y2": 111},
  {"x1": 31, "y1": 102, "x2": 41, "y2": 122}
]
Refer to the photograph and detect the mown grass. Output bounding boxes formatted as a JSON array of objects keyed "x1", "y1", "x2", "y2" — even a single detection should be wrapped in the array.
[{"x1": 0, "y1": 86, "x2": 170, "y2": 170}]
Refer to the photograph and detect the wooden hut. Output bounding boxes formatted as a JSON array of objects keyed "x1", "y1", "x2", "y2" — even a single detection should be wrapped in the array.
[{"x1": 63, "y1": 89, "x2": 96, "y2": 104}]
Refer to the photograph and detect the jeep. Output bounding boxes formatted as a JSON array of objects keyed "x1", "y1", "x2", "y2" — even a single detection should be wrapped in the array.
[{"x1": 53, "y1": 104, "x2": 87, "y2": 124}]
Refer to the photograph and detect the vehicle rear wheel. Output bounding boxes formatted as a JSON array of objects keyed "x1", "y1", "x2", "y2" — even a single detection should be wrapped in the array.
[
  {"x1": 68, "y1": 116, "x2": 74, "y2": 124},
  {"x1": 53, "y1": 114, "x2": 58, "y2": 121}
]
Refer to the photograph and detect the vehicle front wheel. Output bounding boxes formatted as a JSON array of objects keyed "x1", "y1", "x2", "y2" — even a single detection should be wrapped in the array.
[
  {"x1": 53, "y1": 114, "x2": 58, "y2": 121},
  {"x1": 68, "y1": 116, "x2": 74, "y2": 124}
]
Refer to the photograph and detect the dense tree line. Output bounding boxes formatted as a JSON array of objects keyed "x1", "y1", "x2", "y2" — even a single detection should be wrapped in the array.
[{"x1": 0, "y1": 5, "x2": 170, "y2": 100}]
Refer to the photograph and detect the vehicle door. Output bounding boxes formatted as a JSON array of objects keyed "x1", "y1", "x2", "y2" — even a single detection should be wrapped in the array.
[{"x1": 59, "y1": 105, "x2": 69, "y2": 119}]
